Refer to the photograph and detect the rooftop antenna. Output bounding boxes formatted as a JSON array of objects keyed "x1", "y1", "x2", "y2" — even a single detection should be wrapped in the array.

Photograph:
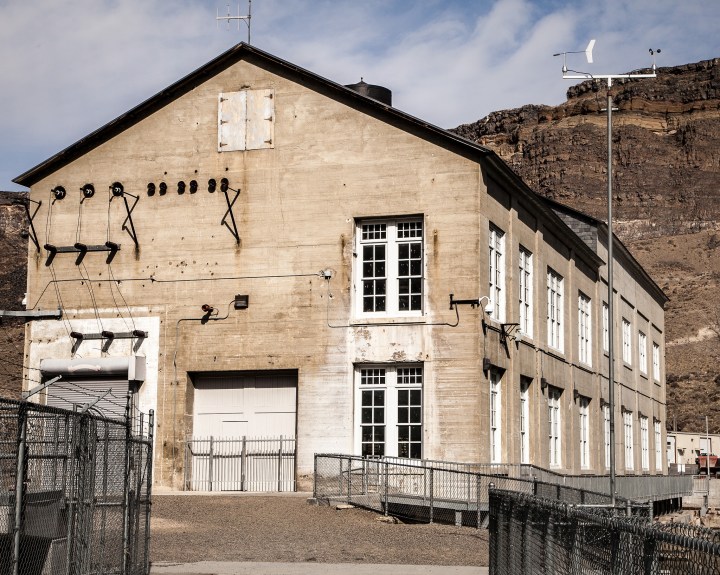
[
  {"x1": 217, "y1": 1, "x2": 252, "y2": 44},
  {"x1": 553, "y1": 40, "x2": 658, "y2": 512}
]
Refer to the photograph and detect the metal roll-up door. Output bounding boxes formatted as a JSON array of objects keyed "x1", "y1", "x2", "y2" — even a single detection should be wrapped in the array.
[{"x1": 45, "y1": 378, "x2": 131, "y2": 420}]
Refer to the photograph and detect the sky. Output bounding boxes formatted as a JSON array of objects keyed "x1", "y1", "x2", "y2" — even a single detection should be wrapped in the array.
[{"x1": 0, "y1": 0, "x2": 717, "y2": 191}]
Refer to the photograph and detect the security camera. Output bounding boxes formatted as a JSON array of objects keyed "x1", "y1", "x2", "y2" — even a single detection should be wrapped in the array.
[{"x1": 484, "y1": 303, "x2": 493, "y2": 315}]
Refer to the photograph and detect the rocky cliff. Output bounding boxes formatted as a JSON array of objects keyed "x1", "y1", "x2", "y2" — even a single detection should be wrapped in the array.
[
  {"x1": 0, "y1": 192, "x2": 28, "y2": 396},
  {"x1": 453, "y1": 58, "x2": 720, "y2": 432}
]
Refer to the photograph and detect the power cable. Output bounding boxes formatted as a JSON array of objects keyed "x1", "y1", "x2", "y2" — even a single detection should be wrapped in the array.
[{"x1": 78, "y1": 262, "x2": 104, "y2": 334}]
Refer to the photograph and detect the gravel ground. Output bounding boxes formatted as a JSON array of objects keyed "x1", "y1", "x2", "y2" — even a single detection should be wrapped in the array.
[{"x1": 151, "y1": 494, "x2": 488, "y2": 566}]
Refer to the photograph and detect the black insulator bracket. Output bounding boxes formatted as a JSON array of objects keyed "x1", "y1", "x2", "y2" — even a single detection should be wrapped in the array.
[
  {"x1": 13, "y1": 197, "x2": 42, "y2": 252},
  {"x1": 220, "y1": 179, "x2": 241, "y2": 244}
]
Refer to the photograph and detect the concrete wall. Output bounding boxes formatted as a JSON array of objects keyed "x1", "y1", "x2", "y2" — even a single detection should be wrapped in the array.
[{"x1": 22, "y1": 54, "x2": 667, "y2": 489}]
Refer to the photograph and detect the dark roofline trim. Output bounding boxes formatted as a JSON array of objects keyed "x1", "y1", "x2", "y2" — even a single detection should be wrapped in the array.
[
  {"x1": 14, "y1": 42, "x2": 606, "y2": 270},
  {"x1": 540, "y1": 196, "x2": 669, "y2": 306}
]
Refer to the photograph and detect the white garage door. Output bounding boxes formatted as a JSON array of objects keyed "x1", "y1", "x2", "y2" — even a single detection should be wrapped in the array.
[{"x1": 192, "y1": 372, "x2": 296, "y2": 438}]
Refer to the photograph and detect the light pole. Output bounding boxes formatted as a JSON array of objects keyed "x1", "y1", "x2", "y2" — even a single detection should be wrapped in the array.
[{"x1": 555, "y1": 42, "x2": 658, "y2": 507}]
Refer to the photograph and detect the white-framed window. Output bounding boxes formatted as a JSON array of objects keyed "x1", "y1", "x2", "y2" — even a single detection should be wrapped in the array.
[
  {"x1": 602, "y1": 302, "x2": 609, "y2": 353},
  {"x1": 579, "y1": 396, "x2": 590, "y2": 469},
  {"x1": 578, "y1": 293, "x2": 592, "y2": 366},
  {"x1": 640, "y1": 415, "x2": 649, "y2": 471},
  {"x1": 519, "y1": 247, "x2": 533, "y2": 338},
  {"x1": 623, "y1": 410, "x2": 634, "y2": 470},
  {"x1": 652, "y1": 343, "x2": 661, "y2": 381},
  {"x1": 490, "y1": 369, "x2": 502, "y2": 463},
  {"x1": 488, "y1": 225, "x2": 505, "y2": 322},
  {"x1": 548, "y1": 386, "x2": 562, "y2": 467},
  {"x1": 638, "y1": 332, "x2": 648, "y2": 374},
  {"x1": 520, "y1": 377, "x2": 531, "y2": 464},
  {"x1": 654, "y1": 419, "x2": 662, "y2": 471},
  {"x1": 356, "y1": 218, "x2": 423, "y2": 316},
  {"x1": 622, "y1": 319, "x2": 632, "y2": 365},
  {"x1": 547, "y1": 269, "x2": 563, "y2": 351},
  {"x1": 603, "y1": 403, "x2": 611, "y2": 470},
  {"x1": 355, "y1": 365, "x2": 422, "y2": 458}
]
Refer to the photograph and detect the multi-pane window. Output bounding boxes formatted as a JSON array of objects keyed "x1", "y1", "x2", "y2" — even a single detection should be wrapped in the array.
[
  {"x1": 654, "y1": 420, "x2": 662, "y2": 471},
  {"x1": 579, "y1": 396, "x2": 590, "y2": 469},
  {"x1": 578, "y1": 293, "x2": 592, "y2": 366},
  {"x1": 488, "y1": 225, "x2": 505, "y2": 321},
  {"x1": 490, "y1": 370, "x2": 502, "y2": 463},
  {"x1": 547, "y1": 269, "x2": 563, "y2": 351},
  {"x1": 548, "y1": 387, "x2": 562, "y2": 467},
  {"x1": 652, "y1": 343, "x2": 661, "y2": 381},
  {"x1": 520, "y1": 377, "x2": 531, "y2": 464},
  {"x1": 623, "y1": 410, "x2": 634, "y2": 470},
  {"x1": 622, "y1": 319, "x2": 632, "y2": 365},
  {"x1": 640, "y1": 416, "x2": 649, "y2": 471},
  {"x1": 602, "y1": 303, "x2": 609, "y2": 353},
  {"x1": 357, "y1": 365, "x2": 422, "y2": 459},
  {"x1": 638, "y1": 332, "x2": 648, "y2": 374},
  {"x1": 519, "y1": 248, "x2": 533, "y2": 337},
  {"x1": 357, "y1": 219, "x2": 423, "y2": 315},
  {"x1": 603, "y1": 403, "x2": 611, "y2": 470}
]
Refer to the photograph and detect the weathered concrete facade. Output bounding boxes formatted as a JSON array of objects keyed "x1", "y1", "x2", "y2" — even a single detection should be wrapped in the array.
[{"x1": 16, "y1": 44, "x2": 668, "y2": 489}]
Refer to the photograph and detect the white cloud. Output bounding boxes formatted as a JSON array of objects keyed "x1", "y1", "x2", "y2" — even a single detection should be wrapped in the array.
[{"x1": 0, "y1": 0, "x2": 717, "y2": 190}]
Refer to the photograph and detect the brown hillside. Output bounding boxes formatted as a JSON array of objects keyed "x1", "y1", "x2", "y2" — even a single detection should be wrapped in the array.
[{"x1": 453, "y1": 58, "x2": 720, "y2": 433}]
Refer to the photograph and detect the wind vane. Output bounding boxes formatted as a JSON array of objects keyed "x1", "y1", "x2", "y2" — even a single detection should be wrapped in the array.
[{"x1": 217, "y1": 1, "x2": 252, "y2": 44}]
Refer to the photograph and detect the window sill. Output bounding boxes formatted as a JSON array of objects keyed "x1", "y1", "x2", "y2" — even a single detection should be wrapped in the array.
[
  {"x1": 545, "y1": 349, "x2": 566, "y2": 363},
  {"x1": 351, "y1": 316, "x2": 426, "y2": 326},
  {"x1": 576, "y1": 362, "x2": 594, "y2": 374}
]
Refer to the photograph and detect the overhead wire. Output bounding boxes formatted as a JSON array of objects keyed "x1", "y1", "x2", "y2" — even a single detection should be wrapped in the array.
[{"x1": 78, "y1": 261, "x2": 104, "y2": 334}]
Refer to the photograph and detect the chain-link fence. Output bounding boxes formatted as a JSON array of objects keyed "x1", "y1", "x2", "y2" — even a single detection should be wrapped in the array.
[
  {"x1": 313, "y1": 454, "x2": 644, "y2": 528},
  {"x1": 489, "y1": 488, "x2": 720, "y2": 575},
  {"x1": 0, "y1": 397, "x2": 153, "y2": 575}
]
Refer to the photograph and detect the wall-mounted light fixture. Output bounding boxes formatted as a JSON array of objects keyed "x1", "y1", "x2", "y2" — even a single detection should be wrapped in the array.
[{"x1": 234, "y1": 294, "x2": 249, "y2": 310}]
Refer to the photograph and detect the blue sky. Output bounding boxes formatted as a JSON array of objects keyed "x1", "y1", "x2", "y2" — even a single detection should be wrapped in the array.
[{"x1": 1, "y1": 0, "x2": 717, "y2": 191}]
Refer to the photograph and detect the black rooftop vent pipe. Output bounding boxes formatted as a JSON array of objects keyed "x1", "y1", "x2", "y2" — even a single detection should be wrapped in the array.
[{"x1": 344, "y1": 79, "x2": 392, "y2": 106}]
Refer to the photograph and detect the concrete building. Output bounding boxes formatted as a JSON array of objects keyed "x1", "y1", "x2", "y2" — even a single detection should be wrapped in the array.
[{"x1": 14, "y1": 43, "x2": 668, "y2": 490}]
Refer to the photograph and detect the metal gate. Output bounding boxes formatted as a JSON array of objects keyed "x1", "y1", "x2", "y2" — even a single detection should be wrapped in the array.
[
  {"x1": 184, "y1": 436, "x2": 295, "y2": 492},
  {"x1": 0, "y1": 397, "x2": 153, "y2": 575}
]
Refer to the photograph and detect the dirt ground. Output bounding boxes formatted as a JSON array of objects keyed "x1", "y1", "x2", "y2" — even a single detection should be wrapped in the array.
[{"x1": 150, "y1": 494, "x2": 488, "y2": 566}]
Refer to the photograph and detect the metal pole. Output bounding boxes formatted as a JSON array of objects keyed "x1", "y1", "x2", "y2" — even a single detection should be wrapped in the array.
[
  {"x1": 209, "y1": 436, "x2": 214, "y2": 492},
  {"x1": 607, "y1": 79, "x2": 617, "y2": 509},
  {"x1": 121, "y1": 393, "x2": 132, "y2": 575},
  {"x1": 12, "y1": 403, "x2": 27, "y2": 575},
  {"x1": 706, "y1": 415, "x2": 710, "y2": 510},
  {"x1": 429, "y1": 467, "x2": 434, "y2": 524},
  {"x1": 144, "y1": 410, "x2": 154, "y2": 575},
  {"x1": 241, "y1": 436, "x2": 247, "y2": 492},
  {"x1": 278, "y1": 436, "x2": 283, "y2": 492}
]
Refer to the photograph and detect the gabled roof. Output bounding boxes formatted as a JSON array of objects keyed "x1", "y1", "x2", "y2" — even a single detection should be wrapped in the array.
[
  {"x1": 14, "y1": 42, "x2": 602, "y2": 269},
  {"x1": 540, "y1": 196, "x2": 669, "y2": 306}
]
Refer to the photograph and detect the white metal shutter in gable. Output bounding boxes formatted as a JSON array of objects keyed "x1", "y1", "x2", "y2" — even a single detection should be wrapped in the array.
[
  {"x1": 218, "y1": 91, "x2": 247, "y2": 152},
  {"x1": 218, "y1": 89, "x2": 274, "y2": 152},
  {"x1": 193, "y1": 372, "x2": 296, "y2": 438},
  {"x1": 245, "y1": 89, "x2": 274, "y2": 150}
]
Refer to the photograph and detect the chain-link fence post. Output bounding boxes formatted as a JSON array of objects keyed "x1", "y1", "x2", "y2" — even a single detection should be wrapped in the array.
[
  {"x1": 11, "y1": 402, "x2": 27, "y2": 575},
  {"x1": 313, "y1": 454, "x2": 318, "y2": 499},
  {"x1": 384, "y1": 461, "x2": 389, "y2": 516},
  {"x1": 429, "y1": 467, "x2": 434, "y2": 524},
  {"x1": 122, "y1": 393, "x2": 132, "y2": 575},
  {"x1": 145, "y1": 410, "x2": 155, "y2": 575},
  {"x1": 476, "y1": 473, "x2": 482, "y2": 529},
  {"x1": 347, "y1": 456, "x2": 352, "y2": 504}
]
